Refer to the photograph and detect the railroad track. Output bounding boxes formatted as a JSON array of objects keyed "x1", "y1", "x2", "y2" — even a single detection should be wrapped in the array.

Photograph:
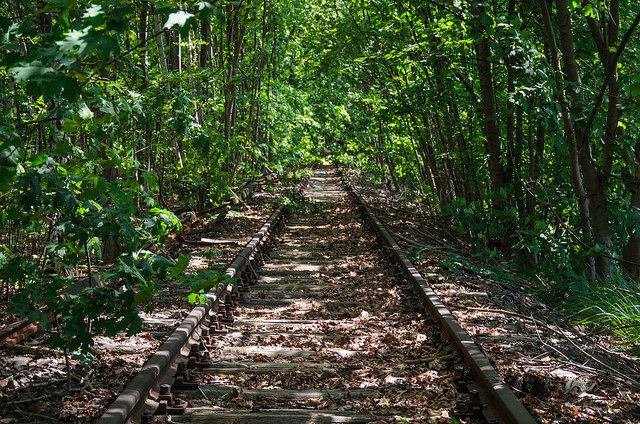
[{"x1": 99, "y1": 167, "x2": 536, "y2": 424}]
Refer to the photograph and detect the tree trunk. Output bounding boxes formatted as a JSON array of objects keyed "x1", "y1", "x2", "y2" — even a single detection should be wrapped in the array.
[
  {"x1": 200, "y1": 17, "x2": 212, "y2": 68},
  {"x1": 539, "y1": 0, "x2": 596, "y2": 279},
  {"x1": 153, "y1": 13, "x2": 168, "y2": 75},
  {"x1": 622, "y1": 144, "x2": 640, "y2": 278},
  {"x1": 555, "y1": 0, "x2": 613, "y2": 281},
  {"x1": 474, "y1": 9, "x2": 506, "y2": 195},
  {"x1": 473, "y1": 3, "x2": 514, "y2": 249}
]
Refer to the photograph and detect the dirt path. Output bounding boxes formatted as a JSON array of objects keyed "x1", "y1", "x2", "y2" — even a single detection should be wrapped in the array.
[{"x1": 170, "y1": 168, "x2": 480, "y2": 423}]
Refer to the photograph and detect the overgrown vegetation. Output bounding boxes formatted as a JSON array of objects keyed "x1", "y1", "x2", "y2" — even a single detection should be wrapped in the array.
[
  {"x1": 301, "y1": 0, "x2": 640, "y2": 344},
  {"x1": 1, "y1": 0, "x2": 640, "y2": 352},
  {"x1": 0, "y1": 0, "x2": 320, "y2": 354}
]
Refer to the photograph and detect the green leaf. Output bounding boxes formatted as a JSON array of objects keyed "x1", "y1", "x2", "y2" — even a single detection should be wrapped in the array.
[
  {"x1": 151, "y1": 255, "x2": 174, "y2": 276},
  {"x1": 84, "y1": 4, "x2": 106, "y2": 19},
  {"x1": 583, "y1": 5, "x2": 596, "y2": 18},
  {"x1": 187, "y1": 290, "x2": 208, "y2": 304},
  {"x1": 0, "y1": 135, "x2": 20, "y2": 191},
  {"x1": 133, "y1": 285, "x2": 154, "y2": 307},
  {"x1": 78, "y1": 102, "x2": 94, "y2": 120},
  {"x1": 98, "y1": 98, "x2": 115, "y2": 115},
  {"x1": 167, "y1": 254, "x2": 190, "y2": 279},
  {"x1": 10, "y1": 61, "x2": 53, "y2": 82},
  {"x1": 57, "y1": 27, "x2": 93, "y2": 54},
  {"x1": 164, "y1": 11, "x2": 194, "y2": 29}
]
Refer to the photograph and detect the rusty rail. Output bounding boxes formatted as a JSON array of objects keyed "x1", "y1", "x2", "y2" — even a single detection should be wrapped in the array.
[
  {"x1": 98, "y1": 176, "x2": 309, "y2": 424},
  {"x1": 0, "y1": 316, "x2": 42, "y2": 344},
  {"x1": 342, "y1": 175, "x2": 537, "y2": 424}
]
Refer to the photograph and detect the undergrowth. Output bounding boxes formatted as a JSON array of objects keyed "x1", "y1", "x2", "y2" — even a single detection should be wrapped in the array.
[
  {"x1": 437, "y1": 247, "x2": 640, "y2": 347},
  {"x1": 276, "y1": 190, "x2": 321, "y2": 214},
  {"x1": 437, "y1": 251, "x2": 516, "y2": 287},
  {"x1": 565, "y1": 276, "x2": 640, "y2": 345},
  {"x1": 441, "y1": 197, "x2": 640, "y2": 347}
]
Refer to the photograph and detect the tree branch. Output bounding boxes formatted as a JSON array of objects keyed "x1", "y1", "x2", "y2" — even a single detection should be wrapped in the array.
[{"x1": 580, "y1": 12, "x2": 640, "y2": 146}]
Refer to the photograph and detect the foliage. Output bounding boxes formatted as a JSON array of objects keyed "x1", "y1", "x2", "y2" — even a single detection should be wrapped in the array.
[
  {"x1": 2, "y1": 154, "x2": 183, "y2": 351},
  {"x1": 291, "y1": 0, "x2": 640, "y2": 340},
  {"x1": 2, "y1": 0, "x2": 640, "y2": 348},
  {"x1": 438, "y1": 251, "x2": 515, "y2": 288},
  {"x1": 277, "y1": 190, "x2": 321, "y2": 215},
  {"x1": 0, "y1": 0, "x2": 321, "y2": 353},
  {"x1": 569, "y1": 276, "x2": 640, "y2": 344}
]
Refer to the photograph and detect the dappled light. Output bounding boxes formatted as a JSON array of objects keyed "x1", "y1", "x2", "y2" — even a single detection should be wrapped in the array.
[{"x1": 1, "y1": 0, "x2": 640, "y2": 423}]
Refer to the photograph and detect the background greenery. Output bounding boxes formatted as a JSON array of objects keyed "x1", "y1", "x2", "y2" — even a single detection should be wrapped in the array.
[{"x1": 1, "y1": 0, "x2": 640, "y2": 350}]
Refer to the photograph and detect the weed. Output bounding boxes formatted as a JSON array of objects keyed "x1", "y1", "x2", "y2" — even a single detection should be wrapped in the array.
[
  {"x1": 438, "y1": 251, "x2": 515, "y2": 288},
  {"x1": 277, "y1": 191, "x2": 321, "y2": 214},
  {"x1": 567, "y1": 275, "x2": 640, "y2": 345}
]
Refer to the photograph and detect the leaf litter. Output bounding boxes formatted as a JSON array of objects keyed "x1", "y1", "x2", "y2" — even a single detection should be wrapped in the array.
[
  {"x1": 179, "y1": 173, "x2": 484, "y2": 423},
  {"x1": 347, "y1": 171, "x2": 640, "y2": 424},
  {"x1": 0, "y1": 183, "x2": 290, "y2": 423}
]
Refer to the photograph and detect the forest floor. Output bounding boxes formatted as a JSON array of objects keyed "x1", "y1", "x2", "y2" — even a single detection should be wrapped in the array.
[
  {"x1": 0, "y1": 176, "x2": 296, "y2": 423},
  {"x1": 346, "y1": 169, "x2": 640, "y2": 424}
]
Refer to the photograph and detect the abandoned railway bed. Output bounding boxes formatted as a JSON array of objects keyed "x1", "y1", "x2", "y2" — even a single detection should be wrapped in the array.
[{"x1": 94, "y1": 167, "x2": 536, "y2": 424}]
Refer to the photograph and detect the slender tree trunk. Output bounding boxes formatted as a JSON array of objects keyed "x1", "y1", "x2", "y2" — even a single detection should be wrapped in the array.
[
  {"x1": 512, "y1": 105, "x2": 525, "y2": 217},
  {"x1": 503, "y1": 0, "x2": 525, "y2": 218},
  {"x1": 474, "y1": 7, "x2": 506, "y2": 195},
  {"x1": 200, "y1": 17, "x2": 212, "y2": 68},
  {"x1": 473, "y1": 3, "x2": 515, "y2": 248},
  {"x1": 223, "y1": 6, "x2": 246, "y2": 148},
  {"x1": 407, "y1": 115, "x2": 438, "y2": 208},
  {"x1": 555, "y1": 0, "x2": 613, "y2": 280},
  {"x1": 419, "y1": 113, "x2": 447, "y2": 207},
  {"x1": 153, "y1": 13, "x2": 168, "y2": 75},
  {"x1": 377, "y1": 117, "x2": 400, "y2": 191},
  {"x1": 622, "y1": 143, "x2": 640, "y2": 277},
  {"x1": 539, "y1": 0, "x2": 596, "y2": 279},
  {"x1": 451, "y1": 102, "x2": 476, "y2": 203},
  {"x1": 431, "y1": 112, "x2": 460, "y2": 202}
]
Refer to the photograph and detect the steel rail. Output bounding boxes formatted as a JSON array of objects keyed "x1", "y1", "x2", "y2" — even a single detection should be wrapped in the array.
[
  {"x1": 98, "y1": 177, "x2": 309, "y2": 424},
  {"x1": 342, "y1": 176, "x2": 537, "y2": 424}
]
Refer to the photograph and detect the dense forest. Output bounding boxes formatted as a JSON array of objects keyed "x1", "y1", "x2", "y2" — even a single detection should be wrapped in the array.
[{"x1": 1, "y1": 0, "x2": 640, "y2": 354}]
